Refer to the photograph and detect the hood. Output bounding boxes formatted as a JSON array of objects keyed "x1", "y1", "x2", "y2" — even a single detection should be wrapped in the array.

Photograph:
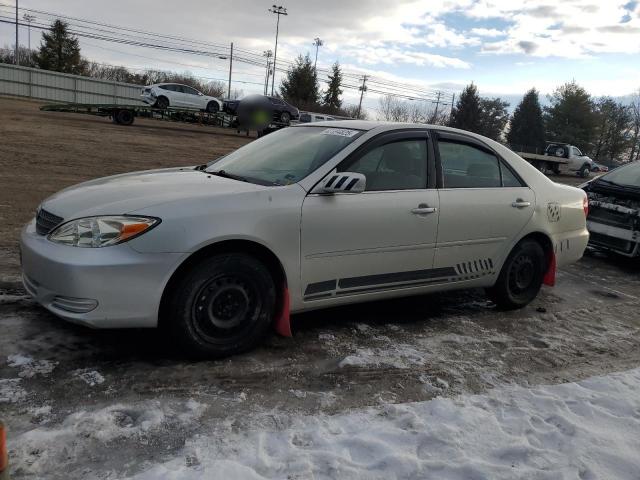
[{"x1": 41, "y1": 167, "x2": 267, "y2": 219}]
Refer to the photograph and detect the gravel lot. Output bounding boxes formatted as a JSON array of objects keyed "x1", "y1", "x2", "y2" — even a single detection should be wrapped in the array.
[{"x1": 1, "y1": 96, "x2": 638, "y2": 479}]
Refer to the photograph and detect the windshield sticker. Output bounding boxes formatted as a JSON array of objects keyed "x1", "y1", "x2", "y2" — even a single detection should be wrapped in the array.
[{"x1": 321, "y1": 128, "x2": 359, "y2": 138}]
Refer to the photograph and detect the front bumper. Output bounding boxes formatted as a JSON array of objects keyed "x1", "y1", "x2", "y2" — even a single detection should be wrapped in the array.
[
  {"x1": 587, "y1": 220, "x2": 640, "y2": 257},
  {"x1": 20, "y1": 220, "x2": 183, "y2": 328},
  {"x1": 140, "y1": 93, "x2": 155, "y2": 106}
]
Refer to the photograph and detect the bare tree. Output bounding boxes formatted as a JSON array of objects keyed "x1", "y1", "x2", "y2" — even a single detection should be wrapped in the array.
[{"x1": 629, "y1": 89, "x2": 640, "y2": 162}]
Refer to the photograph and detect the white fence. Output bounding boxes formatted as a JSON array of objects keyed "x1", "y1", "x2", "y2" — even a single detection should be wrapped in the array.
[{"x1": 0, "y1": 63, "x2": 144, "y2": 105}]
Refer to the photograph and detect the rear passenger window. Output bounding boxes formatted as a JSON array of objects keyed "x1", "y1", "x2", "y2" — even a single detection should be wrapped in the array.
[
  {"x1": 500, "y1": 161, "x2": 524, "y2": 187},
  {"x1": 440, "y1": 141, "x2": 500, "y2": 188}
]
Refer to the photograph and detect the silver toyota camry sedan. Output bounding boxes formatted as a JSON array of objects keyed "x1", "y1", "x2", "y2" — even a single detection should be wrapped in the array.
[{"x1": 21, "y1": 122, "x2": 589, "y2": 358}]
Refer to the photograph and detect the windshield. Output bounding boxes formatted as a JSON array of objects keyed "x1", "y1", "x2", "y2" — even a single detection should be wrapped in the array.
[
  {"x1": 597, "y1": 162, "x2": 640, "y2": 188},
  {"x1": 205, "y1": 126, "x2": 364, "y2": 185}
]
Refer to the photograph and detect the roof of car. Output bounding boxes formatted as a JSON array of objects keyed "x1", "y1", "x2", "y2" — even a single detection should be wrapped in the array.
[{"x1": 294, "y1": 120, "x2": 473, "y2": 133}]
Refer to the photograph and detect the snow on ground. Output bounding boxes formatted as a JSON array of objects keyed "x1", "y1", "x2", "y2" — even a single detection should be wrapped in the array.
[
  {"x1": 120, "y1": 368, "x2": 640, "y2": 480},
  {"x1": 7, "y1": 354, "x2": 57, "y2": 378}
]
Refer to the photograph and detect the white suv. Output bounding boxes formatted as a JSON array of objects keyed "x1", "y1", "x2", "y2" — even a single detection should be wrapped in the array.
[{"x1": 141, "y1": 83, "x2": 222, "y2": 113}]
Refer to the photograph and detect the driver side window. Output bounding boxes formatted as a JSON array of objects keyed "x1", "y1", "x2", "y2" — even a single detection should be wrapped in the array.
[{"x1": 339, "y1": 139, "x2": 427, "y2": 191}]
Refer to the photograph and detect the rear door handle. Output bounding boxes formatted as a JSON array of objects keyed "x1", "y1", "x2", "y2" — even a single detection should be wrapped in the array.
[
  {"x1": 512, "y1": 199, "x2": 531, "y2": 208},
  {"x1": 411, "y1": 203, "x2": 437, "y2": 215}
]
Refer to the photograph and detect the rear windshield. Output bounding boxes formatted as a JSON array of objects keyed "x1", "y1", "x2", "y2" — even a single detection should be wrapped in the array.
[{"x1": 206, "y1": 126, "x2": 364, "y2": 186}]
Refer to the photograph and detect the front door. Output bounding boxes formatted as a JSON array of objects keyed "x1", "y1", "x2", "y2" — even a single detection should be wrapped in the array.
[
  {"x1": 300, "y1": 132, "x2": 443, "y2": 301},
  {"x1": 433, "y1": 132, "x2": 535, "y2": 279}
]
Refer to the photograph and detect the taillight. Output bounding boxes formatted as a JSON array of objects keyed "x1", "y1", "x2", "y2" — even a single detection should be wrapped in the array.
[{"x1": 583, "y1": 196, "x2": 589, "y2": 217}]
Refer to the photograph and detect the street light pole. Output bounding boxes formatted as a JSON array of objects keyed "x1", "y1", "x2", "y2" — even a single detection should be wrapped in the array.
[
  {"x1": 23, "y1": 13, "x2": 35, "y2": 53},
  {"x1": 312, "y1": 37, "x2": 323, "y2": 71},
  {"x1": 227, "y1": 42, "x2": 233, "y2": 98},
  {"x1": 269, "y1": 5, "x2": 287, "y2": 96},
  {"x1": 14, "y1": 0, "x2": 18, "y2": 65},
  {"x1": 263, "y1": 50, "x2": 273, "y2": 95}
]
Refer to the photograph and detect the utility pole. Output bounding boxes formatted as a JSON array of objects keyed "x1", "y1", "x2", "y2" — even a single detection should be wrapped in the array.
[
  {"x1": 14, "y1": 0, "x2": 18, "y2": 65},
  {"x1": 356, "y1": 75, "x2": 368, "y2": 119},
  {"x1": 432, "y1": 91, "x2": 442, "y2": 122},
  {"x1": 263, "y1": 50, "x2": 273, "y2": 96},
  {"x1": 312, "y1": 37, "x2": 323, "y2": 71},
  {"x1": 449, "y1": 93, "x2": 456, "y2": 124},
  {"x1": 227, "y1": 42, "x2": 233, "y2": 98},
  {"x1": 269, "y1": 5, "x2": 287, "y2": 96},
  {"x1": 23, "y1": 13, "x2": 35, "y2": 53}
]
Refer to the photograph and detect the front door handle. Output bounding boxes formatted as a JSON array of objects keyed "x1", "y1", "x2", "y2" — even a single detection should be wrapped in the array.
[
  {"x1": 411, "y1": 203, "x2": 437, "y2": 215},
  {"x1": 512, "y1": 198, "x2": 531, "y2": 208}
]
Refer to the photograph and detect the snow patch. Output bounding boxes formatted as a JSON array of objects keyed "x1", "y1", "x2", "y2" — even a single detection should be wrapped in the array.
[
  {"x1": 7, "y1": 354, "x2": 57, "y2": 378},
  {"x1": 12, "y1": 399, "x2": 207, "y2": 476},
  {"x1": 123, "y1": 368, "x2": 640, "y2": 480},
  {"x1": 339, "y1": 344, "x2": 426, "y2": 369},
  {"x1": 72, "y1": 368, "x2": 105, "y2": 386},
  {"x1": 0, "y1": 378, "x2": 26, "y2": 403}
]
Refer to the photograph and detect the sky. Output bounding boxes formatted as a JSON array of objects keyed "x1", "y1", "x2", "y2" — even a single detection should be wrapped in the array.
[{"x1": 1, "y1": 0, "x2": 639, "y2": 115}]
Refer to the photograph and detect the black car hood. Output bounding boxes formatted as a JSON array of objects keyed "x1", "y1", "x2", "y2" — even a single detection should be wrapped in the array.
[{"x1": 586, "y1": 180, "x2": 640, "y2": 202}]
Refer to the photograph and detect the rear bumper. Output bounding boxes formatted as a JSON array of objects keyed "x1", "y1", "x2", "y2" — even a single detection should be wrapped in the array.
[
  {"x1": 553, "y1": 228, "x2": 590, "y2": 267},
  {"x1": 20, "y1": 220, "x2": 182, "y2": 328}
]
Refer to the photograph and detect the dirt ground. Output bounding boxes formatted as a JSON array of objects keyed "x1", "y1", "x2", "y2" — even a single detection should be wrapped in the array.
[
  {"x1": 0, "y1": 96, "x2": 253, "y2": 280},
  {"x1": 1, "y1": 96, "x2": 638, "y2": 479}
]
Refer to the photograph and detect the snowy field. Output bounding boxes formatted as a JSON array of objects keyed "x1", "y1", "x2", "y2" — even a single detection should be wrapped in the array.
[{"x1": 7, "y1": 368, "x2": 640, "y2": 480}]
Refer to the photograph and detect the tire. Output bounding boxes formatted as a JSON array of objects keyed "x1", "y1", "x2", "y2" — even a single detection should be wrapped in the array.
[
  {"x1": 115, "y1": 109, "x2": 134, "y2": 126},
  {"x1": 166, "y1": 253, "x2": 276, "y2": 359},
  {"x1": 155, "y1": 96, "x2": 169, "y2": 109},
  {"x1": 552, "y1": 166, "x2": 561, "y2": 175},
  {"x1": 280, "y1": 111, "x2": 291, "y2": 124},
  {"x1": 579, "y1": 164, "x2": 591, "y2": 178},
  {"x1": 206, "y1": 101, "x2": 219, "y2": 113},
  {"x1": 486, "y1": 239, "x2": 545, "y2": 310},
  {"x1": 554, "y1": 147, "x2": 566, "y2": 157}
]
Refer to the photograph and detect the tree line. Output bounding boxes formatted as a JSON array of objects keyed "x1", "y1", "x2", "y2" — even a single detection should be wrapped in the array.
[{"x1": 450, "y1": 82, "x2": 640, "y2": 164}]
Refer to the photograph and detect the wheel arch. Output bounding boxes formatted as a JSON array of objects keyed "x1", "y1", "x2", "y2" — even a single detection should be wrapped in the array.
[
  {"x1": 513, "y1": 230, "x2": 555, "y2": 278},
  {"x1": 158, "y1": 239, "x2": 290, "y2": 334}
]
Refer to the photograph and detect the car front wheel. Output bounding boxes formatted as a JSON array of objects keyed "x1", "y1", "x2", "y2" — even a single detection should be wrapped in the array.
[
  {"x1": 206, "y1": 101, "x2": 219, "y2": 113},
  {"x1": 166, "y1": 254, "x2": 276, "y2": 358},
  {"x1": 487, "y1": 239, "x2": 545, "y2": 310},
  {"x1": 155, "y1": 96, "x2": 169, "y2": 109}
]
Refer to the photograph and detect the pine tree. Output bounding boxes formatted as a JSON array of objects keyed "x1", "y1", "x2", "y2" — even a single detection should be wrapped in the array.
[
  {"x1": 507, "y1": 88, "x2": 545, "y2": 152},
  {"x1": 544, "y1": 81, "x2": 597, "y2": 153},
  {"x1": 36, "y1": 20, "x2": 85, "y2": 74},
  {"x1": 280, "y1": 54, "x2": 319, "y2": 108},
  {"x1": 322, "y1": 62, "x2": 343, "y2": 111},
  {"x1": 449, "y1": 83, "x2": 482, "y2": 133},
  {"x1": 478, "y1": 97, "x2": 510, "y2": 141}
]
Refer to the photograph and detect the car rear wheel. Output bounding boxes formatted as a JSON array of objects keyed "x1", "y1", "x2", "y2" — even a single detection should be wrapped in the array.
[
  {"x1": 166, "y1": 254, "x2": 276, "y2": 358},
  {"x1": 280, "y1": 111, "x2": 291, "y2": 124},
  {"x1": 487, "y1": 239, "x2": 545, "y2": 310},
  {"x1": 206, "y1": 101, "x2": 219, "y2": 113},
  {"x1": 155, "y1": 96, "x2": 169, "y2": 109}
]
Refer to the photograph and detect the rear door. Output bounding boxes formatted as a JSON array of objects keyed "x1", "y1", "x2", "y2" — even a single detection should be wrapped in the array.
[
  {"x1": 300, "y1": 130, "x2": 443, "y2": 301},
  {"x1": 182, "y1": 85, "x2": 205, "y2": 109},
  {"x1": 433, "y1": 131, "x2": 535, "y2": 279}
]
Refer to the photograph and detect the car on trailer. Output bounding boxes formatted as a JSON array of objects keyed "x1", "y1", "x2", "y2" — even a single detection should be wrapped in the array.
[
  {"x1": 141, "y1": 83, "x2": 222, "y2": 113},
  {"x1": 224, "y1": 95, "x2": 299, "y2": 124},
  {"x1": 21, "y1": 122, "x2": 589, "y2": 358}
]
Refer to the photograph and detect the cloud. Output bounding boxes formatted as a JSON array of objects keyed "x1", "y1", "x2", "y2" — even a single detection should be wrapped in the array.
[
  {"x1": 470, "y1": 27, "x2": 505, "y2": 37},
  {"x1": 517, "y1": 40, "x2": 538, "y2": 54}
]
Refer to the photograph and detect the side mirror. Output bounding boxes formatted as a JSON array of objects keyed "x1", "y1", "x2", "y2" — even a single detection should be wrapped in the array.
[{"x1": 318, "y1": 172, "x2": 366, "y2": 194}]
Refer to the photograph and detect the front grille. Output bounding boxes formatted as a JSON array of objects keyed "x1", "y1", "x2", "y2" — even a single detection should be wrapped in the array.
[
  {"x1": 588, "y1": 207, "x2": 634, "y2": 229},
  {"x1": 589, "y1": 232, "x2": 635, "y2": 254},
  {"x1": 36, "y1": 208, "x2": 64, "y2": 235}
]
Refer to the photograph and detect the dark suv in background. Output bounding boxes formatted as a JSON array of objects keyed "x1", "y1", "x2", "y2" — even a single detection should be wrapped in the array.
[{"x1": 223, "y1": 95, "x2": 300, "y2": 124}]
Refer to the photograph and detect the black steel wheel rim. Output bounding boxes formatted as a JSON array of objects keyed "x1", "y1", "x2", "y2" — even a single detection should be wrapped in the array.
[
  {"x1": 508, "y1": 253, "x2": 535, "y2": 294},
  {"x1": 191, "y1": 274, "x2": 261, "y2": 343}
]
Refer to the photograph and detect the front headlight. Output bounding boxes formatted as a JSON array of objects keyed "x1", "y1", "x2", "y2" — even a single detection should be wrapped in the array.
[{"x1": 48, "y1": 216, "x2": 160, "y2": 248}]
